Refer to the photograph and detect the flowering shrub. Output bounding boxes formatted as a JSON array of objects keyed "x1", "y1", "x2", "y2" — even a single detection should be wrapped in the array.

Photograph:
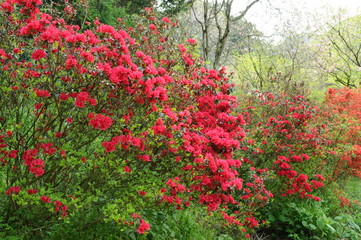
[
  {"x1": 236, "y1": 91, "x2": 340, "y2": 200},
  {"x1": 326, "y1": 87, "x2": 361, "y2": 178},
  {"x1": 0, "y1": 0, "x2": 359, "y2": 238},
  {"x1": 235, "y1": 91, "x2": 361, "y2": 239},
  {"x1": 0, "y1": 0, "x2": 252, "y2": 237}
]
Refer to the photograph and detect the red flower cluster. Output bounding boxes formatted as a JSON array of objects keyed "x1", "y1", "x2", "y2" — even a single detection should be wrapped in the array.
[
  {"x1": 34, "y1": 88, "x2": 50, "y2": 97},
  {"x1": 74, "y1": 92, "x2": 97, "y2": 107},
  {"x1": 137, "y1": 219, "x2": 150, "y2": 234},
  {"x1": 88, "y1": 113, "x2": 113, "y2": 130},
  {"x1": 5, "y1": 186, "x2": 21, "y2": 195},
  {"x1": 31, "y1": 49, "x2": 47, "y2": 60},
  {"x1": 0, "y1": 1, "x2": 357, "y2": 237},
  {"x1": 22, "y1": 149, "x2": 45, "y2": 177}
]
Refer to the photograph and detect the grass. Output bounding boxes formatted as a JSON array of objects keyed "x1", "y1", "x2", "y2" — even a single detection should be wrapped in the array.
[{"x1": 345, "y1": 177, "x2": 361, "y2": 203}]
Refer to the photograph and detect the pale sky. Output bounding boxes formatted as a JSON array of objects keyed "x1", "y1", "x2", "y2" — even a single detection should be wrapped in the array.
[{"x1": 232, "y1": 0, "x2": 361, "y2": 38}]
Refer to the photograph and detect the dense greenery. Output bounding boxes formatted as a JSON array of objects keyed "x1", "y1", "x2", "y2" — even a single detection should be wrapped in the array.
[{"x1": 0, "y1": 0, "x2": 360, "y2": 239}]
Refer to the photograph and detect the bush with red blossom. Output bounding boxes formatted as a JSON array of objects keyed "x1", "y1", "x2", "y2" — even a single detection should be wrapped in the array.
[
  {"x1": 0, "y1": 0, "x2": 359, "y2": 239},
  {"x1": 325, "y1": 87, "x2": 361, "y2": 178},
  {"x1": 0, "y1": 0, "x2": 252, "y2": 237},
  {"x1": 235, "y1": 90, "x2": 361, "y2": 238}
]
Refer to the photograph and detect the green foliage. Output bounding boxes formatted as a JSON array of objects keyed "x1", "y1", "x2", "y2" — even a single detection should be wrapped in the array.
[
  {"x1": 1, "y1": 206, "x2": 235, "y2": 240},
  {"x1": 141, "y1": 207, "x2": 220, "y2": 240},
  {"x1": 87, "y1": 0, "x2": 130, "y2": 26},
  {"x1": 158, "y1": 0, "x2": 192, "y2": 15},
  {"x1": 114, "y1": 0, "x2": 153, "y2": 15},
  {"x1": 234, "y1": 41, "x2": 309, "y2": 97},
  {"x1": 344, "y1": 177, "x2": 361, "y2": 203},
  {"x1": 317, "y1": 15, "x2": 361, "y2": 88},
  {"x1": 262, "y1": 194, "x2": 361, "y2": 240},
  {"x1": 40, "y1": 0, "x2": 139, "y2": 27}
]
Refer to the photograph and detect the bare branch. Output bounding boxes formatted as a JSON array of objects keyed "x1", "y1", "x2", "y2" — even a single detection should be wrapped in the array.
[{"x1": 231, "y1": 0, "x2": 261, "y2": 22}]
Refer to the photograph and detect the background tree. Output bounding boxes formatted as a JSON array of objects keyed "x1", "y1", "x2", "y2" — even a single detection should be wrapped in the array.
[
  {"x1": 234, "y1": 30, "x2": 324, "y2": 97},
  {"x1": 41, "y1": 0, "x2": 153, "y2": 26},
  {"x1": 157, "y1": 0, "x2": 195, "y2": 15},
  {"x1": 187, "y1": 0, "x2": 262, "y2": 69},
  {"x1": 315, "y1": 14, "x2": 361, "y2": 88}
]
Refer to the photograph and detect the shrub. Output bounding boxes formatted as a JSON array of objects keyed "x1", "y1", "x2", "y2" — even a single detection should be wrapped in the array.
[
  {"x1": 0, "y1": 0, "x2": 254, "y2": 238},
  {"x1": 235, "y1": 90, "x2": 361, "y2": 238},
  {"x1": 236, "y1": 91, "x2": 344, "y2": 200},
  {"x1": 262, "y1": 197, "x2": 361, "y2": 240},
  {"x1": 0, "y1": 1, "x2": 359, "y2": 239},
  {"x1": 326, "y1": 87, "x2": 361, "y2": 178}
]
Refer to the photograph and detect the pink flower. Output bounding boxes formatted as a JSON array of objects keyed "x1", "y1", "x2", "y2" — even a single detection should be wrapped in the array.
[
  {"x1": 27, "y1": 189, "x2": 39, "y2": 195},
  {"x1": 151, "y1": 118, "x2": 166, "y2": 134},
  {"x1": 137, "y1": 219, "x2": 150, "y2": 234},
  {"x1": 40, "y1": 195, "x2": 51, "y2": 203},
  {"x1": 102, "y1": 140, "x2": 118, "y2": 152},
  {"x1": 187, "y1": 38, "x2": 197, "y2": 44},
  {"x1": 149, "y1": 24, "x2": 157, "y2": 30},
  {"x1": 313, "y1": 196, "x2": 321, "y2": 201},
  {"x1": 5, "y1": 186, "x2": 21, "y2": 195},
  {"x1": 138, "y1": 191, "x2": 147, "y2": 196},
  {"x1": 34, "y1": 103, "x2": 43, "y2": 110},
  {"x1": 124, "y1": 166, "x2": 132, "y2": 173},
  {"x1": 59, "y1": 92, "x2": 69, "y2": 101},
  {"x1": 88, "y1": 113, "x2": 113, "y2": 130},
  {"x1": 34, "y1": 88, "x2": 50, "y2": 97},
  {"x1": 74, "y1": 92, "x2": 89, "y2": 107},
  {"x1": 54, "y1": 200, "x2": 63, "y2": 207},
  {"x1": 65, "y1": 55, "x2": 78, "y2": 69},
  {"x1": 31, "y1": 49, "x2": 47, "y2": 60},
  {"x1": 161, "y1": 17, "x2": 171, "y2": 23},
  {"x1": 138, "y1": 155, "x2": 151, "y2": 162},
  {"x1": 80, "y1": 51, "x2": 94, "y2": 62},
  {"x1": 315, "y1": 174, "x2": 325, "y2": 181},
  {"x1": 296, "y1": 174, "x2": 308, "y2": 182}
]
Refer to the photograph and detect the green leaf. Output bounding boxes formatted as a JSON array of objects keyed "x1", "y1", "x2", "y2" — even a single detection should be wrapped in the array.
[
  {"x1": 268, "y1": 214, "x2": 276, "y2": 222},
  {"x1": 316, "y1": 218, "x2": 326, "y2": 229},
  {"x1": 309, "y1": 223, "x2": 317, "y2": 230},
  {"x1": 302, "y1": 221, "x2": 308, "y2": 227},
  {"x1": 326, "y1": 224, "x2": 336, "y2": 233},
  {"x1": 347, "y1": 219, "x2": 361, "y2": 231}
]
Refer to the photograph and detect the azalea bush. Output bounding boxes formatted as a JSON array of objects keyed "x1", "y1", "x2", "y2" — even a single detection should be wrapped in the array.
[
  {"x1": 0, "y1": 0, "x2": 360, "y2": 239},
  {"x1": 235, "y1": 91, "x2": 361, "y2": 239},
  {"x1": 236, "y1": 92, "x2": 337, "y2": 199},
  {"x1": 326, "y1": 87, "x2": 361, "y2": 178},
  {"x1": 0, "y1": 0, "x2": 254, "y2": 238}
]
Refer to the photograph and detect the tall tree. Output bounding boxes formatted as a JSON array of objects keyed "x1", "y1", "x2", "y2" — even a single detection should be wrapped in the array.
[
  {"x1": 158, "y1": 0, "x2": 195, "y2": 15},
  {"x1": 190, "y1": 0, "x2": 262, "y2": 69},
  {"x1": 316, "y1": 14, "x2": 361, "y2": 88}
]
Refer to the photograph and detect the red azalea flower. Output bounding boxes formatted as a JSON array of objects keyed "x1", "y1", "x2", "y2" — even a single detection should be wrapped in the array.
[
  {"x1": 40, "y1": 195, "x2": 51, "y2": 203},
  {"x1": 88, "y1": 113, "x2": 113, "y2": 130},
  {"x1": 34, "y1": 88, "x2": 50, "y2": 97},
  {"x1": 137, "y1": 219, "x2": 150, "y2": 234},
  {"x1": 27, "y1": 189, "x2": 39, "y2": 195},
  {"x1": 31, "y1": 49, "x2": 47, "y2": 60},
  {"x1": 124, "y1": 166, "x2": 132, "y2": 173}
]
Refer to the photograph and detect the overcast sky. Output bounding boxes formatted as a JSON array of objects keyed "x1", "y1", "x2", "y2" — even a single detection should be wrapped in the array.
[{"x1": 232, "y1": 0, "x2": 361, "y2": 37}]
